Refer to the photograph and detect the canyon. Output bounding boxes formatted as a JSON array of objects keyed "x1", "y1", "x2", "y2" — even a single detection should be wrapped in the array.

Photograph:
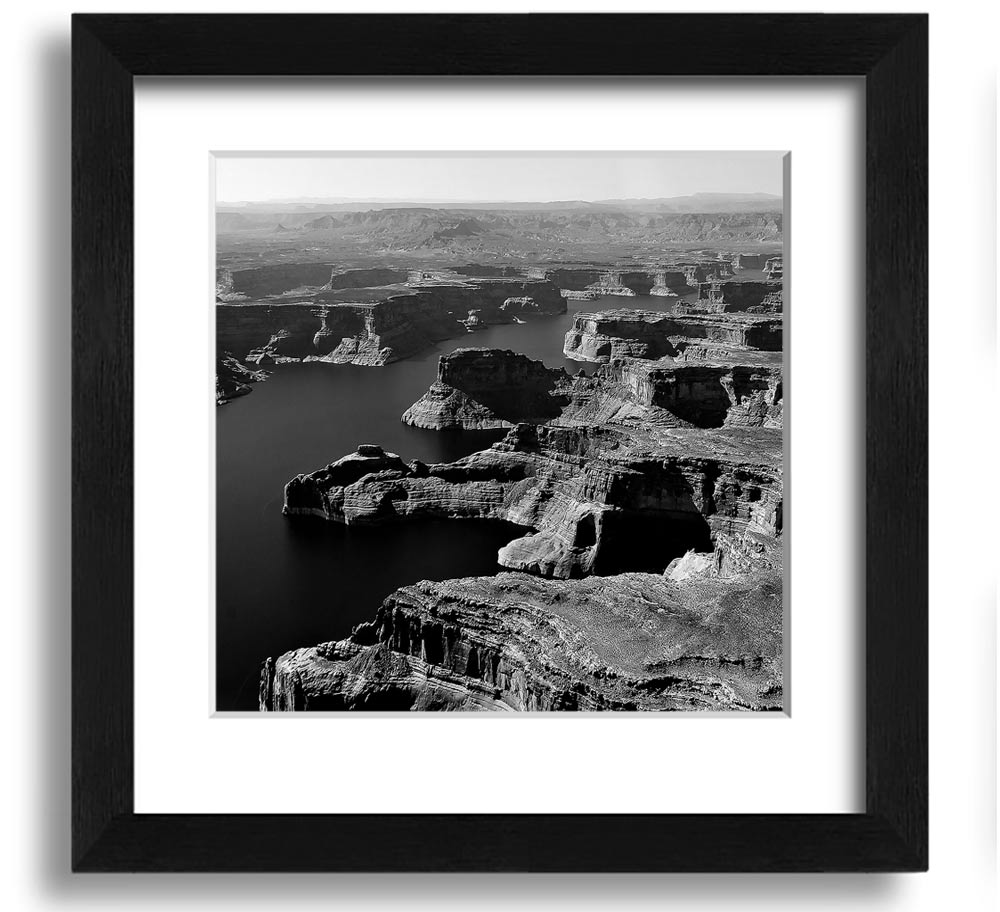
[
  {"x1": 214, "y1": 195, "x2": 784, "y2": 713},
  {"x1": 266, "y1": 299, "x2": 783, "y2": 710},
  {"x1": 216, "y1": 259, "x2": 781, "y2": 390}
]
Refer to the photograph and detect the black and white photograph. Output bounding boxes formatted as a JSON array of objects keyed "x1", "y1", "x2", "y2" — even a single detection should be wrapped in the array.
[{"x1": 215, "y1": 152, "x2": 786, "y2": 712}]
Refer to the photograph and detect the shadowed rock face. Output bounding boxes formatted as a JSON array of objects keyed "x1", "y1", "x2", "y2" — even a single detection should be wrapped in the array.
[
  {"x1": 732, "y1": 253, "x2": 766, "y2": 270},
  {"x1": 259, "y1": 571, "x2": 783, "y2": 712},
  {"x1": 685, "y1": 281, "x2": 783, "y2": 314},
  {"x1": 217, "y1": 264, "x2": 410, "y2": 300},
  {"x1": 402, "y1": 348, "x2": 570, "y2": 430}
]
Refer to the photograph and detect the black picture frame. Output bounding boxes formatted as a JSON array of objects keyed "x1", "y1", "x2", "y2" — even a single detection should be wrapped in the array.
[{"x1": 72, "y1": 13, "x2": 928, "y2": 872}]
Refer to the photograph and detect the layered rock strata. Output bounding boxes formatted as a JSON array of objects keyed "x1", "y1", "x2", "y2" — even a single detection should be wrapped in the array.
[
  {"x1": 563, "y1": 309, "x2": 782, "y2": 362},
  {"x1": 284, "y1": 418, "x2": 781, "y2": 581},
  {"x1": 402, "y1": 348, "x2": 570, "y2": 430},
  {"x1": 680, "y1": 262, "x2": 732, "y2": 286},
  {"x1": 260, "y1": 570, "x2": 782, "y2": 712},
  {"x1": 216, "y1": 264, "x2": 410, "y2": 301},
  {"x1": 558, "y1": 357, "x2": 782, "y2": 430},
  {"x1": 649, "y1": 270, "x2": 687, "y2": 296},
  {"x1": 684, "y1": 281, "x2": 783, "y2": 314},
  {"x1": 548, "y1": 267, "x2": 686, "y2": 299},
  {"x1": 217, "y1": 276, "x2": 566, "y2": 368}
]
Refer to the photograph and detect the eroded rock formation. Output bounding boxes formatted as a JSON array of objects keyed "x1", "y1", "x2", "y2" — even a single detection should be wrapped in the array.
[
  {"x1": 563, "y1": 309, "x2": 782, "y2": 362},
  {"x1": 284, "y1": 412, "x2": 781, "y2": 580},
  {"x1": 217, "y1": 276, "x2": 566, "y2": 368},
  {"x1": 684, "y1": 281, "x2": 783, "y2": 314},
  {"x1": 260, "y1": 570, "x2": 782, "y2": 712},
  {"x1": 216, "y1": 354, "x2": 269, "y2": 405},
  {"x1": 559, "y1": 357, "x2": 782, "y2": 430},
  {"x1": 402, "y1": 349, "x2": 569, "y2": 430},
  {"x1": 247, "y1": 259, "x2": 784, "y2": 712}
]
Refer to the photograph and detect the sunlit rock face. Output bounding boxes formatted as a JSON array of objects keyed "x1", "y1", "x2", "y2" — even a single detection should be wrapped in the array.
[
  {"x1": 402, "y1": 348, "x2": 570, "y2": 431},
  {"x1": 558, "y1": 357, "x2": 782, "y2": 430},
  {"x1": 215, "y1": 354, "x2": 268, "y2": 405},
  {"x1": 763, "y1": 256, "x2": 783, "y2": 280},
  {"x1": 260, "y1": 570, "x2": 783, "y2": 712},
  {"x1": 562, "y1": 309, "x2": 782, "y2": 362}
]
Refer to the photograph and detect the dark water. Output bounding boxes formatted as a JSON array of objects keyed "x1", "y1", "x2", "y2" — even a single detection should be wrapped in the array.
[{"x1": 216, "y1": 294, "x2": 685, "y2": 710}]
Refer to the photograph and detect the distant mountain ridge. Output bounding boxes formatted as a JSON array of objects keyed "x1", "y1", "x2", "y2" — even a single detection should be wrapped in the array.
[
  {"x1": 218, "y1": 191, "x2": 782, "y2": 215},
  {"x1": 215, "y1": 202, "x2": 782, "y2": 254}
]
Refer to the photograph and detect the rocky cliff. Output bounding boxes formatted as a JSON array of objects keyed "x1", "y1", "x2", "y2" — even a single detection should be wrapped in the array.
[
  {"x1": 402, "y1": 348, "x2": 570, "y2": 430},
  {"x1": 563, "y1": 309, "x2": 783, "y2": 362},
  {"x1": 680, "y1": 261, "x2": 733, "y2": 286},
  {"x1": 763, "y1": 256, "x2": 783, "y2": 280},
  {"x1": 259, "y1": 570, "x2": 782, "y2": 712},
  {"x1": 546, "y1": 267, "x2": 689, "y2": 299},
  {"x1": 284, "y1": 413, "x2": 781, "y2": 581},
  {"x1": 216, "y1": 276, "x2": 567, "y2": 369},
  {"x1": 685, "y1": 281, "x2": 783, "y2": 314},
  {"x1": 732, "y1": 253, "x2": 766, "y2": 270},
  {"x1": 649, "y1": 270, "x2": 688, "y2": 296},
  {"x1": 560, "y1": 357, "x2": 783, "y2": 430},
  {"x1": 216, "y1": 264, "x2": 410, "y2": 301},
  {"x1": 216, "y1": 354, "x2": 269, "y2": 405}
]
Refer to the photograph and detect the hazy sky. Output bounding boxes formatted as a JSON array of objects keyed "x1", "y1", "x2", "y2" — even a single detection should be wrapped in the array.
[{"x1": 215, "y1": 152, "x2": 784, "y2": 204}]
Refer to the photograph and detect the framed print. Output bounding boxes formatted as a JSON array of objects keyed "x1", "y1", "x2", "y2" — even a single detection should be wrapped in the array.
[{"x1": 72, "y1": 13, "x2": 928, "y2": 871}]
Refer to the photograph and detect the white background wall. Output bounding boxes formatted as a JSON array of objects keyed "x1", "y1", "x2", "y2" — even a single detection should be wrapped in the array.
[{"x1": 2, "y1": 0, "x2": 996, "y2": 909}]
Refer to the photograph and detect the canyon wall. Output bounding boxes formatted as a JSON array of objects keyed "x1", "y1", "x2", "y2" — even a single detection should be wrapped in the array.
[
  {"x1": 563, "y1": 309, "x2": 783, "y2": 362},
  {"x1": 260, "y1": 570, "x2": 783, "y2": 712},
  {"x1": 686, "y1": 281, "x2": 784, "y2": 314},
  {"x1": 218, "y1": 264, "x2": 410, "y2": 300},
  {"x1": 284, "y1": 418, "x2": 781, "y2": 581},
  {"x1": 402, "y1": 348, "x2": 570, "y2": 430},
  {"x1": 216, "y1": 277, "x2": 567, "y2": 368},
  {"x1": 560, "y1": 359, "x2": 782, "y2": 430}
]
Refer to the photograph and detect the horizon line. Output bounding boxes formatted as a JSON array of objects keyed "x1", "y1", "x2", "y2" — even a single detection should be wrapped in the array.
[{"x1": 216, "y1": 191, "x2": 784, "y2": 207}]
